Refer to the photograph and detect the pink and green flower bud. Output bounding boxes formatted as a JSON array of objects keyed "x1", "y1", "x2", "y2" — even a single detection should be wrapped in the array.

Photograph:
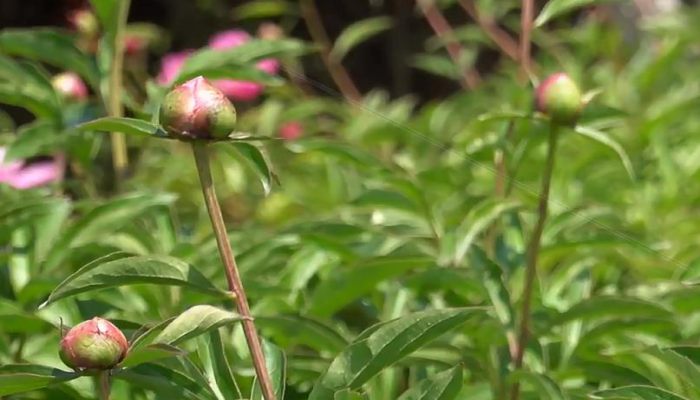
[
  {"x1": 52, "y1": 72, "x2": 88, "y2": 102},
  {"x1": 159, "y1": 76, "x2": 237, "y2": 140},
  {"x1": 59, "y1": 317, "x2": 128, "y2": 370},
  {"x1": 535, "y1": 72, "x2": 583, "y2": 125},
  {"x1": 67, "y1": 8, "x2": 99, "y2": 38}
]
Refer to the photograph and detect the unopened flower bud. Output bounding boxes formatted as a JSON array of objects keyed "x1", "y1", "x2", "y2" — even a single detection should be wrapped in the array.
[
  {"x1": 159, "y1": 76, "x2": 237, "y2": 140},
  {"x1": 258, "y1": 23, "x2": 283, "y2": 41},
  {"x1": 59, "y1": 317, "x2": 128, "y2": 370},
  {"x1": 535, "y1": 72, "x2": 583, "y2": 125},
  {"x1": 52, "y1": 72, "x2": 88, "y2": 101},
  {"x1": 68, "y1": 8, "x2": 99, "y2": 38}
]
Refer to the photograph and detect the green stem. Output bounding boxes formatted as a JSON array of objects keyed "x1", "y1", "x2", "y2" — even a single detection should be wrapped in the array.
[
  {"x1": 509, "y1": 123, "x2": 559, "y2": 400},
  {"x1": 98, "y1": 371, "x2": 111, "y2": 400},
  {"x1": 108, "y1": 0, "x2": 131, "y2": 184},
  {"x1": 191, "y1": 143, "x2": 276, "y2": 400}
]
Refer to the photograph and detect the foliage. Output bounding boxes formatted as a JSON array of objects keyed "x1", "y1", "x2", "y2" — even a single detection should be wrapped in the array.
[{"x1": 1, "y1": 0, "x2": 700, "y2": 399}]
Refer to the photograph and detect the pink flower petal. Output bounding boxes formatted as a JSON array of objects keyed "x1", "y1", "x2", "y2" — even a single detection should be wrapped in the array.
[
  {"x1": 157, "y1": 51, "x2": 192, "y2": 85},
  {"x1": 213, "y1": 80, "x2": 264, "y2": 102},
  {"x1": 209, "y1": 30, "x2": 251, "y2": 50},
  {"x1": 257, "y1": 58, "x2": 280, "y2": 75},
  {"x1": 279, "y1": 121, "x2": 303, "y2": 140},
  {"x1": 6, "y1": 160, "x2": 62, "y2": 190}
]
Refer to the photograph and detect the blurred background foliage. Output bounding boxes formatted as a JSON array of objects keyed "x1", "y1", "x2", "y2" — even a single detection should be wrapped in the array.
[{"x1": 3, "y1": 0, "x2": 700, "y2": 399}]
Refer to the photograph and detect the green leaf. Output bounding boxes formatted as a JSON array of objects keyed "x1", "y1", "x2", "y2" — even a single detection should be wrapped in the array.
[
  {"x1": 114, "y1": 363, "x2": 216, "y2": 400},
  {"x1": 257, "y1": 314, "x2": 348, "y2": 353},
  {"x1": 590, "y1": 385, "x2": 689, "y2": 400},
  {"x1": 308, "y1": 256, "x2": 432, "y2": 317},
  {"x1": 535, "y1": 0, "x2": 620, "y2": 27},
  {"x1": 0, "y1": 28, "x2": 98, "y2": 87},
  {"x1": 208, "y1": 330, "x2": 240, "y2": 399},
  {"x1": 0, "y1": 83, "x2": 59, "y2": 121},
  {"x1": 397, "y1": 366, "x2": 463, "y2": 400},
  {"x1": 173, "y1": 64, "x2": 284, "y2": 86},
  {"x1": 154, "y1": 305, "x2": 241, "y2": 346},
  {"x1": 41, "y1": 254, "x2": 224, "y2": 307},
  {"x1": 330, "y1": 17, "x2": 393, "y2": 62},
  {"x1": 644, "y1": 347, "x2": 700, "y2": 392},
  {"x1": 89, "y1": 0, "x2": 119, "y2": 31},
  {"x1": 43, "y1": 193, "x2": 175, "y2": 269},
  {"x1": 251, "y1": 340, "x2": 287, "y2": 400},
  {"x1": 233, "y1": 0, "x2": 297, "y2": 19},
  {"x1": 574, "y1": 125, "x2": 635, "y2": 180},
  {"x1": 218, "y1": 142, "x2": 275, "y2": 195},
  {"x1": 120, "y1": 343, "x2": 186, "y2": 368},
  {"x1": 552, "y1": 296, "x2": 673, "y2": 327},
  {"x1": 4, "y1": 120, "x2": 62, "y2": 162},
  {"x1": 335, "y1": 389, "x2": 369, "y2": 400},
  {"x1": 77, "y1": 117, "x2": 168, "y2": 138},
  {"x1": 0, "y1": 299, "x2": 51, "y2": 333},
  {"x1": 452, "y1": 200, "x2": 520, "y2": 264},
  {"x1": 509, "y1": 371, "x2": 565, "y2": 400},
  {"x1": 177, "y1": 39, "x2": 307, "y2": 83},
  {"x1": 309, "y1": 308, "x2": 483, "y2": 399},
  {"x1": 0, "y1": 365, "x2": 80, "y2": 396},
  {"x1": 468, "y1": 247, "x2": 514, "y2": 328}
]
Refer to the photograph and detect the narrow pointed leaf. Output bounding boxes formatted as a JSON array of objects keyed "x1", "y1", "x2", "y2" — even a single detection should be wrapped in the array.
[
  {"x1": 251, "y1": 340, "x2": 287, "y2": 400},
  {"x1": 42, "y1": 255, "x2": 224, "y2": 307},
  {"x1": 154, "y1": 305, "x2": 241, "y2": 346},
  {"x1": 397, "y1": 366, "x2": 463, "y2": 400},
  {"x1": 0, "y1": 365, "x2": 80, "y2": 396},
  {"x1": 590, "y1": 385, "x2": 689, "y2": 400},
  {"x1": 330, "y1": 17, "x2": 393, "y2": 62},
  {"x1": 574, "y1": 125, "x2": 635, "y2": 180},
  {"x1": 77, "y1": 117, "x2": 168, "y2": 138},
  {"x1": 309, "y1": 308, "x2": 483, "y2": 399}
]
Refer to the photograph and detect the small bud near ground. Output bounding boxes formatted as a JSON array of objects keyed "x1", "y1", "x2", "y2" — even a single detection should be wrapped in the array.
[
  {"x1": 52, "y1": 72, "x2": 88, "y2": 101},
  {"x1": 535, "y1": 72, "x2": 583, "y2": 125},
  {"x1": 59, "y1": 317, "x2": 128, "y2": 371},
  {"x1": 159, "y1": 76, "x2": 237, "y2": 140}
]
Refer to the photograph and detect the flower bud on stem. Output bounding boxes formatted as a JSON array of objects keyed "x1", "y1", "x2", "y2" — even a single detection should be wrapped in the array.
[{"x1": 191, "y1": 142, "x2": 276, "y2": 400}]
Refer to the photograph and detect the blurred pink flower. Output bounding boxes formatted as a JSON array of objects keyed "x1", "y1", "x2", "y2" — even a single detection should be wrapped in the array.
[
  {"x1": 207, "y1": 29, "x2": 279, "y2": 101},
  {"x1": 157, "y1": 51, "x2": 192, "y2": 85},
  {"x1": 0, "y1": 148, "x2": 64, "y2": 190},
  {"x1": 124, "y1": 35, "x2": 147, "y2": 55},
  {"x1": 279, "y1": 121, "x2": 303, "y2": 140},
  {"x1": 52, "y1": 72, "x2": 88, "y2": 101},
  {"x1": 209, "y1": 30, "x2": 251, "y2": 49},
  {"x1": 157, "y1": 29, "x2": 279, "y2": 101}
]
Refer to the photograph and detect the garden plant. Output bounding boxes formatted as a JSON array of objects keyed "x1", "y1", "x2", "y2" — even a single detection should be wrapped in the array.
[{"x1": 1, "y1": 0, "x2": 699, "y2": 399}]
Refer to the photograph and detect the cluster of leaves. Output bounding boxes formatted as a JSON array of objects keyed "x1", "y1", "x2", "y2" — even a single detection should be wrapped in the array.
[{"x1": 2, "y1": 0, "x2": 700, "y2": 399}]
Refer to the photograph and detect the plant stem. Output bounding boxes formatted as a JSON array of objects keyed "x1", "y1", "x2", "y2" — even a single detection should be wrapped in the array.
[
  {"x1": 509, "y1": 123, "x2": 559, "y2": 400},
  {"x1": 519, "y1": 0, "x2": 535, "y2": 77},
  {"x1": 191, "y1": 143, "x2": 276, "y2": 400},
  {"x1": 457, "y1": 0, "x2": 519, "y2": 61},
  {"x1": 98, "y1": 371, "x2": 111, "y2": 400},
  {"x1": 418, "y1": 0, "x2": 481, "y2": 89},
  {"x1": 108, "y1": 0, "x2": 131, "y2": 184},
  {"x1": 299, "y1": 0, "x2": 361, "y2": 102}
]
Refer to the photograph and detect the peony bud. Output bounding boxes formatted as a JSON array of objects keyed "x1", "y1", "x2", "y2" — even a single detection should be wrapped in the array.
[
  {"x1": 67, "y1": 8, "x2": 99, "y2": 38},
  {"x1": 59, "y1": 317, "x2": 128, "y2": 370},
  {"x1": 159, "y1": 76, "x2": 237, "y2": 140},
  {"x1": 279, "y1": 121, "x2": 303, "y2": 140},
  {"x1": 534, "y1": 72, "x2": 583, "y2": 125},
  {"x1": 52, "y1": 72, "x2": 88, "y2": 101}
]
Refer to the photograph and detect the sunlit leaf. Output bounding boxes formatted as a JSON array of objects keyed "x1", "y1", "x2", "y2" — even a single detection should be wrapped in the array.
[
  {"x1": 397, "y1": 366, "x2": 463, "y2": 400},
  {"x1": 331, "y1": 17, "x2": 393, "y2": 62},
  {"x1": 41, "y1": 254, "x2": 225, "y2": 307},
  {"x1": 309, "y1": 308, "x2": 484, "y2": 399}
]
